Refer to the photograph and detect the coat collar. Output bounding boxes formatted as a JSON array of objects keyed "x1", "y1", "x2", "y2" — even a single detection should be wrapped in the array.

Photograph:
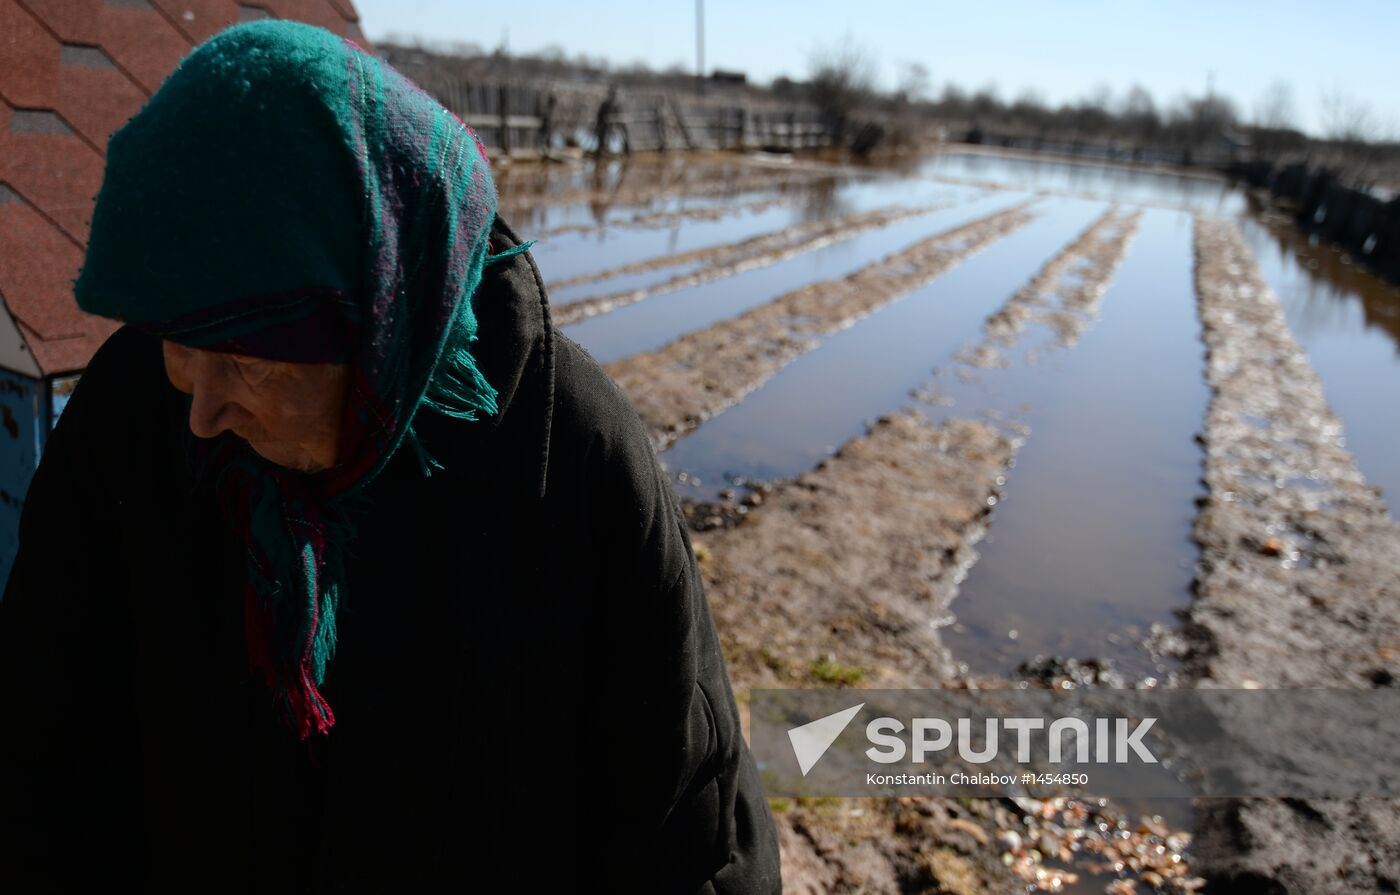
[{"x1": 415, "y1": 215, "x2": 554, "y2": 500}]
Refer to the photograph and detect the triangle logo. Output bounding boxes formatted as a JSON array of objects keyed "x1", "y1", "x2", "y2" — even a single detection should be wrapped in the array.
[{"x1": 787, "y1": 703, "x2": 865, "y2": 776}]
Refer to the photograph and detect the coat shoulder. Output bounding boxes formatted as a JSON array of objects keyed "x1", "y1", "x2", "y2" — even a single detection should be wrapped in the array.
[
  {"x1": 546, "y1": 326, "x2": 663, "y2": 487},
  {"x1": 43, "y1": 326, "x2": 175, "y2": 476},
  {"x1": 68, "y1": 326, "x2": 166, "y2": 412}
]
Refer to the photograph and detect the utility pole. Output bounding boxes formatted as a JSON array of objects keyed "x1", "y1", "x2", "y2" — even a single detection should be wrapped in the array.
[{"x1": 695, "y1": 0, "x2": 705, "y2": 96}]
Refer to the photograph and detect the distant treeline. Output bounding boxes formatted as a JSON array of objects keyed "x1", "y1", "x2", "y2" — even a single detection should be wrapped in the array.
[
  {"x1": 379, "y1": 39, "x2": 1400, "y2": 188},
  {"x1": 884, "y1": 85, "x2": 1400, "y2": 192}
]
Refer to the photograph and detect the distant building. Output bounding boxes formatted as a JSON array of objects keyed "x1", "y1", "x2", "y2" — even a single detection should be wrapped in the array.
[
  {"x1": 710, "y1": 69, "x2": 747, "y2": 86},
  {"x1": 0, "y1": 0, "x2": 369, "y2": 586}
]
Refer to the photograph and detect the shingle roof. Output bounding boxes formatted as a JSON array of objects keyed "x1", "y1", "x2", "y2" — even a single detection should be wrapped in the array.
[{"x1": 0, "y1": 0, "x2": 370, "y2": 376}]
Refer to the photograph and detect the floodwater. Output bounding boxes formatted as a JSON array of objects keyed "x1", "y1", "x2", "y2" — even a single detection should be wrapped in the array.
[
  {"x1": 921, "y1": 149, "x2": 1245, "y2": 215},
  {"x1": 531, "y1": 173, "x2": 969, "y2": 291},
  {"x1": 500, "y1": 154, "x2": 889, "y2": 250},
  {"x1": 531, "y1": 194, "x2": 827, "y2": 285},
  {"x1": 937, "y1": 209, "x2": 1209, "y2": 680},
  {"x1": 562, "y1": 191, "x2": 1027, "y2": 365}
]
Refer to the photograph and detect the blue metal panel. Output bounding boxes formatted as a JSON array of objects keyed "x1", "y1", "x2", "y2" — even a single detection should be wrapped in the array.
[
  {"x1": 0, "y1": 368, "x2": 47, "y2": 591},
  {"x1": 49, "y1": 374, "x2": 79, "y2": 431}
]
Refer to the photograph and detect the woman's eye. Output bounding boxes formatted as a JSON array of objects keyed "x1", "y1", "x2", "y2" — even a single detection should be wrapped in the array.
[{"x1": 232, "y1": 356, "x2": 274, "y2": 384}]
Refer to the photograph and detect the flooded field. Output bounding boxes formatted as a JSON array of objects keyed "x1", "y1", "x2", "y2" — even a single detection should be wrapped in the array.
[{"x1": 495, "y1": 148, "x2": 1400, "y2": 895}]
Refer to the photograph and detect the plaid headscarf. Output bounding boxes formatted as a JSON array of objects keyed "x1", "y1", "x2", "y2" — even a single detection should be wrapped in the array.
[{"x1": 75, "y1": 21, "x2": 520, "y2": 737}]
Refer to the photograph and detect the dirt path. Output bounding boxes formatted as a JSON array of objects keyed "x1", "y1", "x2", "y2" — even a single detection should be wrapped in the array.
[
  {"x1": 552, "y1": 201, "x2": 957, "y2": 325},
  {"x1": 601, "y1": 202, "x2": 1037, "y2": 451},
  {"x1": 1186, "y1": 218, "x2": 1400, "y2": 893}
]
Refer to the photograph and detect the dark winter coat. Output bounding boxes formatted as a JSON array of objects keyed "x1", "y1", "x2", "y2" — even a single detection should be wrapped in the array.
[{"x1": 0, "y1": 220, "x2": 782, "y2": 893}]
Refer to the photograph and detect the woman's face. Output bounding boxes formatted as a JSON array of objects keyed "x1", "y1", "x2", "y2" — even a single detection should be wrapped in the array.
[{"x1": 161, "y1": 340, "x2": 350, "y2": 473}]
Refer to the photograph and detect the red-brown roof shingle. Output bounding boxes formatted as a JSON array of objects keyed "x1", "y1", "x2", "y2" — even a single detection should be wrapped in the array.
[{"x1": 0, "y1": 0, "x2": 370, "y2": 377}]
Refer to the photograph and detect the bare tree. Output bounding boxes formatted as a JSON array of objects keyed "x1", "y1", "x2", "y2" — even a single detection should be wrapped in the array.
[
  {"x1": 1083, "y1": 82, "x2": 1113, "y2": 113},
  {"x1": 1009, "y1": 88, "x2": 1048, "y2": 126},
  {"x1": 1250, "y1": 80, "x2": 1300, "y2": 159},
  {"x1": 1254, "y1": 80, "x2": 1296, "y2": 131},
  {"x1": 1317, "y1": 86, "x2": 1382, "y2": 184},
  {"x1": 968, "y1": 82, "x2": 1002, "y2": 122},
  {"x1": 1167, "y1": 92, "x2": 1237, "y2": 147},
  {"x1": 1119, "y1": 84, "x2": 1160, "y2": 143},
  {"x1": 937, "y1": 82, "x2": 967, "y2": 116},
  {"x1": 1318, "y1": 86, "x2": 1377, "y2": 144},
  {"x1": 894, "y1": 61, "x2": 931, "y2": 106},
  {"x1": 806, "y1": 35, "x2": 877, "y2": 139}
]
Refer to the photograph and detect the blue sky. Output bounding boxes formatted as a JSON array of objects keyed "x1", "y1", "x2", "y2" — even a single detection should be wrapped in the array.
[{"x1": 354, "y1": 1, "x2": 1398, "y2": 138}]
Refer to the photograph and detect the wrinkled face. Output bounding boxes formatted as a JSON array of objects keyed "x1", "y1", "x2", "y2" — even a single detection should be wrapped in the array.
[{"x1": 161, "y1": 340, "x2": 350, "y2": 473}]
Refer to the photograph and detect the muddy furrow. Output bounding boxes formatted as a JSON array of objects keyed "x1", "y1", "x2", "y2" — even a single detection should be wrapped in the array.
[
  {"x1": 530, "y1": 194, "x2": 802, "y2": 239},
  {"x1": 1188, "y1": 218, "x2": 1400, "y2": 894},
  {"x1": 552, "y1": 202, "x2": 954, "y2": 325},
  {"x1": 690, "y1": 409, "x2": 1027, "y2": 894},
  {"x1": 695, "y1": 410, "x2": 1016, "y2": 694},
  {"x1": 601, "y1": 201, "x2": 1037, "y2": 451},
  {"x1": 951, "y1": 206, "x2": 1141, "y2": 371},
  {"x1": 1188, "y1": 218, "x2": 1400, "y2": 687}
]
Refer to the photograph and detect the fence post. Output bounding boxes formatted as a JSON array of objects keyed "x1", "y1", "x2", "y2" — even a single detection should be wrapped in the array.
[
  {"x1": 669, "y1": 96, "x2": 694, "y2": 150},
  {"x1": 498, "y1": 84, "x2": 511, "y2": 155},
  {"x1": 538, "y1": 92, "x2": 555, "y2": 155}
]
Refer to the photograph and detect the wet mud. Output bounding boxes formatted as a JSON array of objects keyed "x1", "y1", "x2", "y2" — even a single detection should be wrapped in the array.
[
  {"x1": 551, "y1": 201, "x2": 955, "y2": 326},
  {"x1": 1186, "y1": 218, "x2": 1400, "y2": 894},
  {"x1": 601, "y1": 202, "x2": 1037, "y2": 451}
]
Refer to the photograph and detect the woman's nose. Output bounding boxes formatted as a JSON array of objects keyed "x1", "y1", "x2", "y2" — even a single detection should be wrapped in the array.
[{"x1": 186, "y1": 363, "x2": 253, "y2": 439}]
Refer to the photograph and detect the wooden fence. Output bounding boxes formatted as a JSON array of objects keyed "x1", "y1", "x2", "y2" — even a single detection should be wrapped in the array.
[{"x1": 423, "y1": 78, "x2": 834, "y2": 155}]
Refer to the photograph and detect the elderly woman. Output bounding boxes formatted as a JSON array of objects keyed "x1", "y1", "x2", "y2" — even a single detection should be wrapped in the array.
[{"x1": 0, "y1": 21, "x2": 780, "y2": 893}]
